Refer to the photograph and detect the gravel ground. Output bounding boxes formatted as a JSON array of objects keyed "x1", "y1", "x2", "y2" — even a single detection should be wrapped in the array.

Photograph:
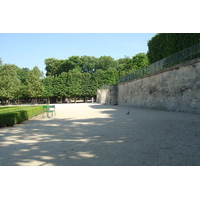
[{"x1": 0, "y1": 103, "x2": 200, "y2": 166}]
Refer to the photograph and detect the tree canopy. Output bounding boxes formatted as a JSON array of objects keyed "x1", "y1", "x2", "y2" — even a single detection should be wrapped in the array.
[
  {"x1": 43, "y1": 54, "x2": 148, "y2": 102},
  {"x1": 8, "y1": 33, "x2": 195, "y2": 104},
  {"x1": 0, "y1": 64, "x2": 21, "y2": 101},
  {"x1": 0, "y1": 53, "x2": 149, "y2": 103},
  {"x1": 2, "y1": 33, "x2": 198, "y2": 104}
]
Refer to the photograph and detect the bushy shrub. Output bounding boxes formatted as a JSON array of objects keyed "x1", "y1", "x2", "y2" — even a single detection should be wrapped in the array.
[
  {"x1": 0, "y1": 106, "x2": 43, "y2": 127},
  {"x1": 147, "y1": 33, "x2": 200, "y2": 64},
  {"x1": 25, "y1": 106, "x2": 44, "y2": 118},
  {"x1": 0, "y1": 112, "x2": 17, "y2": 126}
]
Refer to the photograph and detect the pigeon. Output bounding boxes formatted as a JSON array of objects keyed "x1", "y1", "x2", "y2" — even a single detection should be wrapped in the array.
[{"x1": 126, "y1": 111, "x2": 130, "y2": 115}]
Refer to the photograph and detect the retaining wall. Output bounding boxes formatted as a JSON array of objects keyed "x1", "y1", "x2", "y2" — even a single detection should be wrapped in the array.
[{"x1": 118, "y1": 58, "x2": 200, "y2": 114}]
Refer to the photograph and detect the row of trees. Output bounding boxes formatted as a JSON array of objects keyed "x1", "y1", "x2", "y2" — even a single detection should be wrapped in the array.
[
  {"x1": 0, "y1": 64, "x2": 44, "y2": 104},
  {"x1": 1, "y1": 33, "x2": 199, "y2": 104},
  {"x1": 45, "y1": 54, "x2": 149, "y2": 77},
  {"x1": 0, "y1": 53, "x2": 149, "y2": 104}
]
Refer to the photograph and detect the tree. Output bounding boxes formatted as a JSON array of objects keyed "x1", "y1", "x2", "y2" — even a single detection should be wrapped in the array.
[
  {"x1": 91, "y1": 67, "x2": 119, "y2": 90},
  {"x1": 60, "y1": 56, "x2": 82, "y2": 73},
  {"x1": 96, "y1": 56, "x2": 117, "y2": 71},
  {"x1": 117, "y1": 56, "x2": 133, "y2": 77},
  {"x1": 32, "y1": 66, "x2": 44, "y2": 78},
  {"x1": 66, "y1": 69, "x2": 82, "y2": 102},
  {"x1": 42, "y1": 52, "x2": 150, "y2": 101},
  {"x1": 79, "y1": 56, "x2": 98, "y2": 73},
  {"x1": 116, "y1": 54, "x2": 149, "y2": 77},
  {"x1": 42, "y1": 75, "x2": 55, "y2": 103},
  {"x1": 80, "y1": 73, "x2": 93, "y2": 102},
  {"x1": 131, "y1": 53, "x2": 149, "y2": 70},
  {"x1": 45, "y1": 58, "x2": 62, "y2": 76},
  {"x1": 0, "y1": 64, "x2": 21, "y2": 102},
  {"x1": 92, "y1": 69, "x2": 107, "y2": 89},
  {"x1": 52, "y1": 72, "x2": 68, "y2": 102},
  {"x1": 22, "y1": 66, "x2": 44, "y2": 101},
  {"x1": 17, "y1": 67, "x2": 31, "y2": 83},
  {"x1": 104, "y1": 68, "x2": 119, "y2": 85}
]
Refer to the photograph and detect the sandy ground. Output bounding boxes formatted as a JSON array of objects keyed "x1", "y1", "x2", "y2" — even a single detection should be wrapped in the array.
[{"x1": 0, "y1": 103, "x2": 199, "y2": 166}]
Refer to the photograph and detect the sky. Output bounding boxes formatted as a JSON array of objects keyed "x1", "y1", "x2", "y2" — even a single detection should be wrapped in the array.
[{"x1": 0, "y1": 33, "x2": 156, "y2": 73}]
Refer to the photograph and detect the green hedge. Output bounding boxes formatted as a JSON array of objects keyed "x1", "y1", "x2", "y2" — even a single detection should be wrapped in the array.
[
  {"x1": 147, "y1": 33, "x2": 200, "y2": 64},
  {"x1": 0, "y1": 106, "x2": 44, "y2": 127},
  {"x1": 0, "y1": 106, "x2": 32, "y2": 113}
]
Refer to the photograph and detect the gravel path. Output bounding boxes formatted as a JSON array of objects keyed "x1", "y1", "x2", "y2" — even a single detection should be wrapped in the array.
[{"x1": 0, "y1": 103, "x2": 199, "y2": 166}]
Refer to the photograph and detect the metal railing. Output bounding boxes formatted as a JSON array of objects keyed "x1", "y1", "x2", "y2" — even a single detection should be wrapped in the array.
[{"x1": 119, "y1": 42, "x2": 200, "y2": 83}]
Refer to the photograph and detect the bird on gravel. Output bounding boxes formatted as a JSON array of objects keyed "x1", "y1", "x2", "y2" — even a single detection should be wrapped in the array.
[{"x1": 126, "y1": 111, "x2": 130, "y2": 115}]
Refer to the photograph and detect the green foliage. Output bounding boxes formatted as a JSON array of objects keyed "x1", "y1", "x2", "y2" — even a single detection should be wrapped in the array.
[
  {"x1": 117, "y1": 53, "x2": 149, "y2": 78},
  {"x1": 103, "y1": 68, "x2": 119, "y2": 85},
  {"x1": 67, "y1": 69, "x2": 82, "y2": 98},
  {"x1": 25, "y1": 106, "x2": 44, "y2": 118},
  {"x1": 0, "y1": 106, "x2": 43, "y2": 127},
  {"x1": 147, "y1": 33, "x2": 200, "y2": 63},
  {"x1": 0, "y1": 106, "x2": 27, "y2": 113},
  {"x1": 0, "y1": 64, "x2": 21, "y2": 100},
  {"x1": 53, "y1": 72, "x2": 68, "y2": 98},
  {"x1": 22, "y1": 66, "x2": 44, "y2": 98},
  {"x1": 0, "y1": 112, "x2": 19, "y2": 126},
  {"x1": 1, "y1": 39, "x2": 151, "y2": 102},
  {"x1": 132, "y1": 53, "x2": 149, "y2": 70},
  {"x1": 59, "y1": 56, "x2": 82, "y2": 74},
  {"x1": 17, "y1": 67, "x2": 31, "y2": 83},
  {"x1": 80, "y1": 73, "x2": 95, "y2": 101},
  {"x1": 45, "y1": 55, "x2": 118, "y2": 76},
  {"x1": 96, "y1": 56, "x2": 117, "y2": 71},
  {"x1": 42, "y1": 75, "x2": 55, "y2": 99},
  {"x1": 92, "y1": 69, "x2": 107, "y2": 89},
  {"x1": 45, "y1": 58, "x2": 62, "y2": 76},
  {"x1": 79, "y1": 56, "x2": 98, "y2": 73},
  {"x1": 0, "y1": 64, "x2": 44, "y2": 103},
  {"x1": 42, "y1": 53, "x2": 149, "y2": 100}
]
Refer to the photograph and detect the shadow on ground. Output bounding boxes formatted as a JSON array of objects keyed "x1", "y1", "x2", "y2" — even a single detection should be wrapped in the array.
[{"x1": 0, "y1": 104, "x2": 200, "y2": 166}]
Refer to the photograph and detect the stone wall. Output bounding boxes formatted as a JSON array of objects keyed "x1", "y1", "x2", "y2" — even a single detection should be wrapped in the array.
[
  {"x1": 96, "y1": 89, "x2": 108, "y2": 104},
  {"x1": 96, "y1": 85, "x2": 118, "y2": 105},
  {"x1": 107, "y1": 84, "x2": 118, "y2": 105},
  {"x1": 118, "y1": 58, "x2": 200, "y2": 114}
]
